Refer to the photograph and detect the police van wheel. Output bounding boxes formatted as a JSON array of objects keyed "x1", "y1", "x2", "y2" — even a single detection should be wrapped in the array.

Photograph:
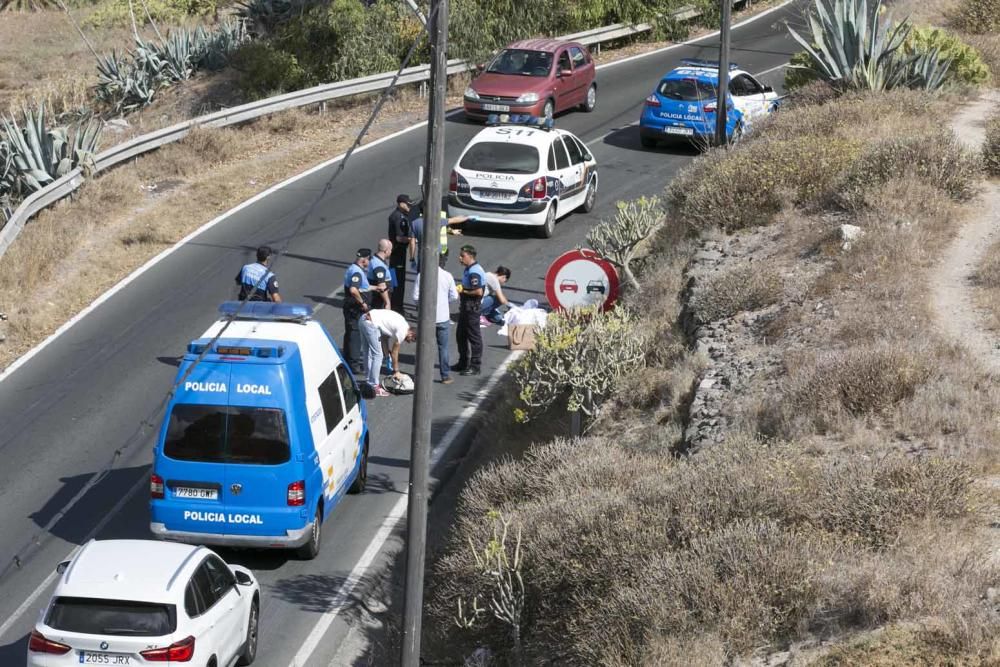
[
  {"x1": 538, "y1": 203, "x2": 557, "y2": 239},
  {"x1": 349, "y1": 440, "x2": 368, "y2": 494},
  {"x1": 297, "y1": 507, "x2": 322, "y2": 560}
]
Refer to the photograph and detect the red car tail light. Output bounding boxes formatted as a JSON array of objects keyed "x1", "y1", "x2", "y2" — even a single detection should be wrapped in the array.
[
  {"x1": 28, "y1": 630, "x2": 71, "y2": 654},
  {"x1": 150, "y1": 473, "x2": 165, "y2": 500},
  {"x1": 644, "y1": 94, "x2": 660, "y2": 107},
  {"x1": 449, "y1": 170, "x2": 458, "y2": 193},
  {"x1": 531, "y1": 177, "x2": 546, "y2": 200},
  {"x1": 140, "y1": 635, "x2": 195, "y2": 662},
  {"x1": 287, "y1": 480, "x2": 305, "y2": 506}
]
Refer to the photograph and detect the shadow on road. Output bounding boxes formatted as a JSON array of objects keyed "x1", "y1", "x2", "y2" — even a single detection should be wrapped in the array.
[
  {"x1": 602, "y1": 124, "x2": 701, "y2": 156},
  {"x1": 0, "y1": 633, "x2": 27, "y2": 665}
]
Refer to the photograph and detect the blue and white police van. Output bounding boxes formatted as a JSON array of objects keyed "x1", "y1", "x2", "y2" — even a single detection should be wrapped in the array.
[
  {"x1": 639, "y1": 59, "x2": 779, "y2": 148},
  {"x1": 150, "y1": 302, "x2": 369, "y2": 560}
]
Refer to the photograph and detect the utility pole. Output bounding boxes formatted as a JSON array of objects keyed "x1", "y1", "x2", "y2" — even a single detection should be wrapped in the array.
[
  {"x1": 715, "y1": 0, "x2": 732, "y2": 147},
  {"x1": 400, "y1": 0, "x2": 448, "y2": 663}
]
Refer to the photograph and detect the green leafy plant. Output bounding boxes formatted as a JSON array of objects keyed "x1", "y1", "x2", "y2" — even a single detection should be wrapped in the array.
[
  {"x1": 904, "y1": 26, "x2": 990, "y2": 86},
  {"x1": 85, "y1": 0, "x2": 218, "y2": 28},
  {"x1": 511, "y1": 306, "x2": 646, "y2": 426},
  {"x1": 1, "y1": 104, "x2": 102, "y2": 196},
  {"x1": 230, "y1": 41, "x2": 308, "y2": 98},
  {"x1": 786, "y1": 0, "x2": 952, "y2": 92},
  {"x1": 587, "y1": 196, "x2": 663, "y2": 293}
]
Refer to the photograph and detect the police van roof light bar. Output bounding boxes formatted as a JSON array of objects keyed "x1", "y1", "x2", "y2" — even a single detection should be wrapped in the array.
[
  {"x1": 485, "y1": 113, "x2": 554, "y2": 130},
  {"x1": 217, "y1": 301, "x2": 313, "y2": 322},
  {"x1": 680, "y1": 58, "x2": 740, "y2": 71}
]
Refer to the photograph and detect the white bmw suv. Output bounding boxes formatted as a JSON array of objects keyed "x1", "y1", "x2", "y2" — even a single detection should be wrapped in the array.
[
  {"x1": 27, "y1": 539, "x2": 260, "y2": 667},
  {"x1": 448, "y1": 115, "x2": 598, "y2": 238}
]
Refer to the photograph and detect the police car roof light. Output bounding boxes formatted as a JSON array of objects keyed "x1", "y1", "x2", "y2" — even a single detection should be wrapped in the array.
[
  {"x1": 680, "y1": 58, "x2": 740, "y2": 71},
  {"x1": 485, "y1": 113, "x2": 553, "y2": 130},
  {"x1": 217, "y1": 301, "x2": 313, "y2": 322}
]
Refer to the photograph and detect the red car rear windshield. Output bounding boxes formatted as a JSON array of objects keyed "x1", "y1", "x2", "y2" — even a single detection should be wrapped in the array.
[{"x1": 487, "y1": 49, "x2": 553, "y2": 77}]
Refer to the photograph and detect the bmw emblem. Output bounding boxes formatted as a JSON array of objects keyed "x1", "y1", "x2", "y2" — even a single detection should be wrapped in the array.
[
  {"x1": 100, "y1": 641, "x2": 109, "y2": 650},
  {"x1": 231, "y1": 483, "x2": 242, "y2": 495}
]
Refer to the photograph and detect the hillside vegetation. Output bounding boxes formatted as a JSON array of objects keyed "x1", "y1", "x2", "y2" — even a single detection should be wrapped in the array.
[{"x1": 425, "y1": 1, "x2": 1000, "y2": 664}]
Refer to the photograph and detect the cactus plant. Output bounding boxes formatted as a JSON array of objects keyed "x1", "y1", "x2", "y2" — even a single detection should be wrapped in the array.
[
  {"x1": 0, "y1": 0, "x2": 58, "y2": 10},
  {"x1": 1, "y1": 104, "x2": 102, "y2": 195},
  {"x1": 786, "y1": 0, "x2": 952, "y2": 92}
]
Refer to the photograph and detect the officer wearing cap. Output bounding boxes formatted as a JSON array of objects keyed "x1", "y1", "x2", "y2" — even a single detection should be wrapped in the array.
[
  {"x1": 387, "y1": 194, "x2": 414, "y2": 314},
  {"x1": 454, "y1": 244, "x2": 487, "y2": 376},
  {"x1": 235, "y1": 246, "x2": 282, "y2": 302},
  {"x1": 343, "y1": 248, "x2": 373, "y2": 375}
]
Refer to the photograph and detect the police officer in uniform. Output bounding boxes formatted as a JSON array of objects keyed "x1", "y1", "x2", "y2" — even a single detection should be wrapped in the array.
[
  {"x1": 235, "y1": 246, "x2": 282, "y2": 302},
  {"x1": 343, "y1": 249, "x2": 373, "y2": 375},
  {"x1": 387, "y1": 194, "x2": 414, "y2": 314},
  {"x1": 369, "y1": 239, "x2": 393, "y2": 310},
  {"x1": 454, "y1": 244, "x2": 486, "y2": 376}
]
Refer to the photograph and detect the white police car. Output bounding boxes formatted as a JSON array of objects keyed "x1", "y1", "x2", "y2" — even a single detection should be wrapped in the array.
[
  {"x1": 150, "y1": 302, "x2": 369, "y2": 560},
  {"x1": 639, "y1": 59, "x2": 779, "y2": 147},
  {"x1": 448, "y1": 114, "x2": 598, "y2": 238},
  {"x1": 28, "y1": 539, "x2": 259, "y2": 666}
]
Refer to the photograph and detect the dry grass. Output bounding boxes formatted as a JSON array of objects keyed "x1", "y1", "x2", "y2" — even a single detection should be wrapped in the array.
[
  {"x1": 688, "y1": 261, "x2": 784, "y2": 324},
  {"x1": 972, "y1": 237, "x2": 1000, "y2": 332}
]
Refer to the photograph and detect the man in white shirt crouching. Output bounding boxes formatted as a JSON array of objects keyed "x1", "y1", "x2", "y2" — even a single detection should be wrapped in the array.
[{"x1": 361, "y1": 307, "x2": 415, "y2": 397}]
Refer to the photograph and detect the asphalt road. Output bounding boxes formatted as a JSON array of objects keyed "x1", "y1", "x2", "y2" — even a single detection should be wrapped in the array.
[{"x1": 0, "y1": 4, "x2": 800, "y2": 665}]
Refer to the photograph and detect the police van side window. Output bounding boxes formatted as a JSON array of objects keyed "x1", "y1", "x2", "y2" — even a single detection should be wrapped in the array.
[
  {"x1": 554, "y1": 138, "x2": 570, "y2": 170},
  {"x1": 336, "y1": 365, "x2": 359, "y2": 414},
  {"x1": 547, "y1": 144, "x2": 557, "y2": 171},
  {"x1": 318, "y1": 372, "x2": 345, "y2": 433}
]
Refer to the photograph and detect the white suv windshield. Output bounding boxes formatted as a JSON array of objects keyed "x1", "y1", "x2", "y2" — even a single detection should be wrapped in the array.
[{"x1": 460, "y1": 142, "x2": 540, "y2": 174}]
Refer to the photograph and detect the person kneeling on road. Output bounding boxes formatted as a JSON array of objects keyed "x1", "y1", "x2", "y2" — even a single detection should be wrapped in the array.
[
  {"x1": 361, "y1": 307, "x2": 416, "y2": 397},
  {"x1": 481, "y1": 265, "x2": 512, "y2": 325}
]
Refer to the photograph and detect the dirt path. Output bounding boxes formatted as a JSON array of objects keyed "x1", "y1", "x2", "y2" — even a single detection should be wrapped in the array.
[{"x1": 930, "y1": 91, "x2": 1000, "y2": 375}]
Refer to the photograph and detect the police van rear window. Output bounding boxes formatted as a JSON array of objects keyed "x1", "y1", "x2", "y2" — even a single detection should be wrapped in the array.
[
  {"x1": 164, "y1": 405, "x2": 291, "y2": 465},
  {"x1": 46, "y1": 597, "x2": 176, "y2": 636},
  {"x1": 460, "y1": 142, "x2": 539, "y2": 174},
  {"x1": 658, "y1": 78, "x2": 718, "y2": 102}
]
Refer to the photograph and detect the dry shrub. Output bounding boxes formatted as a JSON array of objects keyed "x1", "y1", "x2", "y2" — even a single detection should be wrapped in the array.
[
  {"x1": 984, "y1": 111, "x2": 1000, "y2": 176},
  {"x1": 951, "y1": 0, "x2": 1000, "y2": 34},
  {"x1": 140, "y1": 127, "x2": 241, "y2": 179},
  {"x1": 773, "y1": 342, "x2": 934, "y2": 436},
  {"x1": 430, "y1": 433, "x2": 986, "y2": 663},
  {"x1": 688, "y1": 262, "x2": 783, "y2": 323},
  {"x1": 809, "y1": 456, "x2": 973, "y2": 548},
  {"x1": 668, "y1": 135, "x2": 860, "y2": 232},
  {"x1": 838, "y1": 133, "x2": 981, "y2": 209},
  {"x1": 964, "y1": 32, "x2": 1000, "y2": 78},
  {"x1": 974, "y1": 240, "x2": 1000, "y2": 288}
]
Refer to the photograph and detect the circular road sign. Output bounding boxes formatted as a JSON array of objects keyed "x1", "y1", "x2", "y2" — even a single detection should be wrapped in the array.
[{"x1": 545, "y1": 249, "x2": 620, "y2": 312}]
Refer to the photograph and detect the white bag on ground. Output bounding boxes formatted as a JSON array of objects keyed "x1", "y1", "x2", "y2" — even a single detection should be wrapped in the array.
[{"x1": 498, "y1": 299, "x2": 548, "y2": 336}]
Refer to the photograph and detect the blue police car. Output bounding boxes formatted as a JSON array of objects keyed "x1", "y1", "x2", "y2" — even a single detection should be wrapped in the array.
[
  {"x1": 150, "y1": 302, "x2": 369, "y2": 560},
  {"x1": 639, "y1": 59, "x2": 778, "y2": 148}
]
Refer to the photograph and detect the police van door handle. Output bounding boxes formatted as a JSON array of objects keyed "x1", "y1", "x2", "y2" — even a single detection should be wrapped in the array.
[{"x1": 342, "y1": 418, "x2": 354, "y2": 431}]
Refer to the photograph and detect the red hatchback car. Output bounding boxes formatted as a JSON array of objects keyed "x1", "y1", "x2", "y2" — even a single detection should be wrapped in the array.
[{"x1": 464, "y1": 39, "x2": 597, "y2": 122}]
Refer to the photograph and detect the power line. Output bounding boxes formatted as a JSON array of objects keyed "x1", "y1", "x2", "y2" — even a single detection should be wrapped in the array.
[{"x1": 0, "y1": 4, "x2": 439, "y2": 586}]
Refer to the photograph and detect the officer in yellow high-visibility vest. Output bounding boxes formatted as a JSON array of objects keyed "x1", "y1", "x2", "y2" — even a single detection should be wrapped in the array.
[{"x1": 408, "y1": 209, "x2": 476, "y2": 271}]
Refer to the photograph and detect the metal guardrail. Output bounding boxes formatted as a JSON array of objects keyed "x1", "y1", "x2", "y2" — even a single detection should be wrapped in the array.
[{"x1": 0, "y1": 1, "x2": 735, "y2": 259}]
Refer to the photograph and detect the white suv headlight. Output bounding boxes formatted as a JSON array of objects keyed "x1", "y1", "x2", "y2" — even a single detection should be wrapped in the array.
[
  {"x1": 464, "y1": 87, "x2": 479, "y2": 100},
  {"x1": 516, "y1": 92, "x2": 539, "y2": 104}
]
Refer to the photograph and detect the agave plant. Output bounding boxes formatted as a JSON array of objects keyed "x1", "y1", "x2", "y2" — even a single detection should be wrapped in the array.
[
  {"x1": 236, "y1": 0, "x2": 297, "y2": 34},
  {"x1": 0, "y1": 139, "x2": 14, "y2": 225},
  {"x1": 0, "y1": 0, "x2": 58, "y2": 11},
  {"x1": 0, "y1": 104, "x2": 103, "y2": 195},
  {"x1": 787, "y1": 0, "x2": 952, "y2": 92},
  {"x1": 96, "y1": 50, "x2": 159, "y2": 113}
]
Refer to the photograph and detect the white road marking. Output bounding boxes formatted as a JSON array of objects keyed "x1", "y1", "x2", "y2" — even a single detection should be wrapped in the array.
[
  {"x1": 289, "y1": 352, "x2": 523, "y2": 667},
  {"x1": 0, "y1": 473, "x2": 148, "y2": 640},
  {"x1": 755, "y1": 62, "x2": 789, "y2": 77}
]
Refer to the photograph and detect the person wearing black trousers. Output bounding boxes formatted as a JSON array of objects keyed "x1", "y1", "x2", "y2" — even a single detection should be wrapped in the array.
[{"x1": 453, "y1": 245, "x2": 486, "y2": 376}]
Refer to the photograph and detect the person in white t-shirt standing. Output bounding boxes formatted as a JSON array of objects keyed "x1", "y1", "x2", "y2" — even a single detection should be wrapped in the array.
[
  {"x1": 481, "y1": 265, "x2": 512, "y2": 325},
  {"x1": 360, "y1": 308, "x2": 415, "y2": 396},
  {"x1": 412, "y1": 254, "x2": 460, "y2": 384}
]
